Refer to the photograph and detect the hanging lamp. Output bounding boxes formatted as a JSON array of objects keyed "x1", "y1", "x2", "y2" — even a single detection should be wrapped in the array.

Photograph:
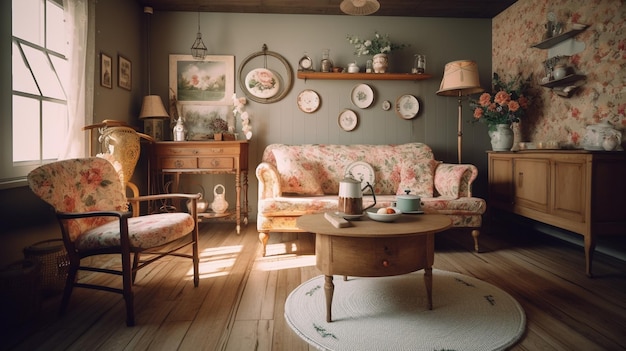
[
  {"x1": 191, "y1": 11, "x2": 207, "y2": 60},
  {"x1": 340, "y1": 0, "x2": 380, "y2": 16}
]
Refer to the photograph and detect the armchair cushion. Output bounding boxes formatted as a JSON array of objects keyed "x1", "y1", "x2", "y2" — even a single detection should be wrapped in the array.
[{"x1": 76, "y1": 212, "x2": 195, "y2": 250}]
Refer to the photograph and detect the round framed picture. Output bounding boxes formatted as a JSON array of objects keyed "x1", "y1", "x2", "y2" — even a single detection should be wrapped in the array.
[
  {"x1": 296, "y1": 89, "x2": 321, "y2": 113},
  {"x1": 395, "y1": 94, "x2": 420, "y2": 119},
  {"x1": 351, "y1": 83, "x2": 374, "y2": 109},
  {"x1": 338, "y1": 109, "x2": 358, "y2": 131},
  {"x1": 245, "y1": 68, "x2": 280, "y2": 99}
]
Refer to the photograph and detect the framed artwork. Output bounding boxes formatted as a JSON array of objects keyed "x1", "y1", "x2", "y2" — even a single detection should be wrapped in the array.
[
  {"x1": 169, "y1": 54, "x2": 235, "y2": 105},
  {"x1": 181, "y1": 105, "x2": 231, "y2": 140},
  {"x1": 100, "y1": 52, "x2": 112, "y2": 89},
  {"x1": 118, "y1": 55, "x2": 131, "y2": 91}
]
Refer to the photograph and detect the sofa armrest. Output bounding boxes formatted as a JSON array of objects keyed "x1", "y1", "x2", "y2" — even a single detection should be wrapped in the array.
[
  {"x1": 256, "y1": 162, "x2": 282, "y2": 199},
  {"x1": 434, "y1": 163, "x2": 478, "y2": 198}
]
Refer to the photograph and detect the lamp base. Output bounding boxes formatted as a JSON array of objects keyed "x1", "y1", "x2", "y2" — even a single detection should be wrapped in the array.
[{"x1": 143, "y1": 118, "x2": 164, "y2": 141}]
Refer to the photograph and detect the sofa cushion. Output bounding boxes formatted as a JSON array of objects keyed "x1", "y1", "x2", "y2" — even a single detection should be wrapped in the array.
[
  {"x1": 397, "y1": 158, "x2": 438, "y2": 197},
  {"x1": 272, "y1": 146, "x2": 324, "y2": 195},
  {"x1": 434, "y1": 164, "x2": 471, "y2": 198}
]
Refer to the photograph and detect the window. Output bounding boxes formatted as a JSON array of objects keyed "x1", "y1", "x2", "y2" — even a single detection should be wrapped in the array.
[{"x1": 2, "y1": 0, "x2": 68, "y2": 185}]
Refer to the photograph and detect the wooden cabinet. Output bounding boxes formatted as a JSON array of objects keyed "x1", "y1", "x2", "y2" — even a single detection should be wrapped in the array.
[
  {"x1": 488, "y1": 150, "x2": 626, "y2": 276},
  {"x1": 152, "y1": 140, "x2": 249, "y2": 233}
]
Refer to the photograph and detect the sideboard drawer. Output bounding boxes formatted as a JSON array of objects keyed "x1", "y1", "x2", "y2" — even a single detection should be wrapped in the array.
[
  {"x1": 198, "y1": 157, "x2": 234, "y2": 169},
  {"x1": 160, "y1": 157, "x2": 198, "y2": 169}
]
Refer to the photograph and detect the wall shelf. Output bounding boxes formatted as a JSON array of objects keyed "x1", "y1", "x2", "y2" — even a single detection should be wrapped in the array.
[
  {"x1": 531, "y1": 25, "x2": 589, "y2": 49},
  {"x1": 297, "y1": 71, "x2": 433, "y2": 81},
  {"x1": 539, "y1": 74, "x2": 586, "y2": 88}
]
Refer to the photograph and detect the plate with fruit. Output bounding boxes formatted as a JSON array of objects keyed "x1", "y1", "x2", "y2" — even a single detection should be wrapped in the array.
[{"x1": 366, "y1": 207, "x2": 402, "y2": 222}]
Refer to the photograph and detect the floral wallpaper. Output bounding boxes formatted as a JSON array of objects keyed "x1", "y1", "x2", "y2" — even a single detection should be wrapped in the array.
[{"x1": 493, "y1": 0, "x2": 625, "y2": 148}]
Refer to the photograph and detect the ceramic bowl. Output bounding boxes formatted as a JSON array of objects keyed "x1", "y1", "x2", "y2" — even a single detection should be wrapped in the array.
[{"x1": 366, "y1": 207, "x2": 402, "y2": 222}]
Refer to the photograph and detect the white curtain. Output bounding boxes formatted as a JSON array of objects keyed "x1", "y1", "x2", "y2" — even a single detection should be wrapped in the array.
[{"x1": 58, "y1": 0, "x2": 94, "y2": 159}]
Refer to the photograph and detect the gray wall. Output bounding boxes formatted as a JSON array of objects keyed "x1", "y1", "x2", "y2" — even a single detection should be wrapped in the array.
[{"x1": 148, "y1": 12, "x2": 493, "y2": 218}]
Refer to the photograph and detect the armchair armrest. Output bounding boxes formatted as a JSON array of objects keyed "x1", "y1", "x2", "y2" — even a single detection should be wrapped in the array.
[
  {"x1": 256, "y1": 162, "x2": 282, "y2": 199},
  {"x1": 434, "y1": 163, "x2": 478, "y2": 198}
]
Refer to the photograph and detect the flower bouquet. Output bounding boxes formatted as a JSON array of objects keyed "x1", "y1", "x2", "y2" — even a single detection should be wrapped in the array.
[
  {"x1": 346, "y1": 32, "x2": 408, "y2": 57},
  {"x1": 469, "y1": 73, "x2": 530, "y2": 131}
]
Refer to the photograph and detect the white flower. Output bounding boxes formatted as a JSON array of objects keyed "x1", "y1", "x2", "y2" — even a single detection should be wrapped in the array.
[{"x1": 232, "y1": 94, "x2": 252, "y2": 140}]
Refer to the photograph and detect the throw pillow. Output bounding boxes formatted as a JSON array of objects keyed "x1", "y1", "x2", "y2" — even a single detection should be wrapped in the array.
[
  {"x1": 397, "y1": 159, "x2": 437, "y2": 197},
  {"x1": 272, "y1": 147, "x2": 324, "y2": 195}
]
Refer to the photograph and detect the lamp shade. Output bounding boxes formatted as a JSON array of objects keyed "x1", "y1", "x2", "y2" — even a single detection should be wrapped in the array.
[
  {"x1": 436, "y1": 60, "x2": 484, "y2": 96},
  {"x1": 139, "y1": 95, "x2": 169, "y2": 119},
  {"x1": 340, "y1": 0, "x2": 380, "y2": 16}
]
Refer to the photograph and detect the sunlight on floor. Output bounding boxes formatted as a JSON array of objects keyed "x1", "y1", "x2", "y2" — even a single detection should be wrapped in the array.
[
  {"x1": 254, "y1": 254, "x2": 316, "y2": 271},
  {"x1": 186, "y1": 245, "x2": 242, "y2": 280}
]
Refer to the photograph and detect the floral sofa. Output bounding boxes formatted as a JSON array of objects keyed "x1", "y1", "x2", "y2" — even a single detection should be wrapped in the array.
[{"x1": 256, "y1": 143, "x2": 486, "y2": 256}]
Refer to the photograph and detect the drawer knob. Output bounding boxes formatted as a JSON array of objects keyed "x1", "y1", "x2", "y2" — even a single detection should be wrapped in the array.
[
  {"x1": 174, "y1": 160, "x2": 184, "y2": 168},
  {"x1": 211, "y1": 159, "x2": 220, "y2": 167},
  {"x1": 382, "y1": 259, "x2": 389, "y2": 267}
]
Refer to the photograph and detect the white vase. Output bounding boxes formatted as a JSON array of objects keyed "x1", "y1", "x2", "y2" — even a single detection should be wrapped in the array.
[
  {"x1": 372, "y1": 53, "x2": 388, "y2": 73},
  {"x1": 489, "y1": 124, "x2": 514, "y2": 151}
]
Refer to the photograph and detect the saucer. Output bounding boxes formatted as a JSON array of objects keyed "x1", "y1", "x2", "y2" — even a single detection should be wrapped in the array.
[
  {"x1": 403, "y1": 210, "x2": 424, "y2": 214},
  {"x1": 335, "y1": 212, "x2": 365, "y2": 220}
]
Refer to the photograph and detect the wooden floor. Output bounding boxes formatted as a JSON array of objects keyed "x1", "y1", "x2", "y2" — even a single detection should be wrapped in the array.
[{"x1": 4, "y1": 220, "x2": 626, "y2": 351}]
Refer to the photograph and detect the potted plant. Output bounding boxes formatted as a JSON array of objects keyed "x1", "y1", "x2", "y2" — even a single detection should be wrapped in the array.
[{"x1": 210, "y1": 117, "x2": 233, "y2": 141}]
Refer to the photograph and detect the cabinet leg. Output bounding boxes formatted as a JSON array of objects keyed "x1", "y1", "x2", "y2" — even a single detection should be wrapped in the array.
[{"x1": 584, "y1": 234, "x2": 596, "y2": 278}]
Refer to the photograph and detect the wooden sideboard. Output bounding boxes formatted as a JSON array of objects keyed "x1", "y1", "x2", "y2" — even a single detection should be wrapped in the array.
[
  {"x1": 487, "y1": 150, "x2": 626, "y2": 276},
  {"x1": 151, "y1": 140, "x2": 249, "y2": 234}
]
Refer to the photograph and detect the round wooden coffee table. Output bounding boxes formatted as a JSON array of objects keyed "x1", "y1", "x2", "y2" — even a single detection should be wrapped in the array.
[{"x1": 297, "y1": 213, "x2": 452, "y2": 322}]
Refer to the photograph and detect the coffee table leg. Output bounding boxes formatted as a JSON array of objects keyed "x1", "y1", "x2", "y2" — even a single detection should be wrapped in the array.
[
  {"x1": 424, "y1": 267, "x2": 433, "y2": 310},
  {"x1": 324, "y1": 275, "x2": 334, "y2": 322}
]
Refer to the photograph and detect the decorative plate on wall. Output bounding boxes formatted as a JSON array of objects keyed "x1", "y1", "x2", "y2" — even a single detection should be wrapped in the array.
[
  {"x1": 382, "y1": 100, "x2": 391, "y2": 111},
  {"x1": 351, "y1": 83, "x2": 374, "y2": 109},
  {"x1": 297, "y1": 89, "x2": 321, "y2": 113},
  {"x1": 245, "y1": 68, "x2": 280, "y2": 99},
  {"x1": 395, "y1": 94, "x2": 420, "y2": 119},
  {"x1": 338, "y1": 109, "x2": 358, "y2": 131}
]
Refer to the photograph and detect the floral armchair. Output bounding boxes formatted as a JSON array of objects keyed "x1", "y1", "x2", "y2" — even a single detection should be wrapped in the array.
[{"x1": 27, "y1": 157, "x2": 200, "y2": 326}]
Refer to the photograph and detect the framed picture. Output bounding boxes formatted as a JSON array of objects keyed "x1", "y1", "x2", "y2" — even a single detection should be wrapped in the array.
[
  {"x1": 118, "y1": 55, "x2": 131, "y2": 91},
  {"x1": 169, "y1": 54, "x2": 235, "y2": 105},
  {"x1": 100, "y1": 52, "x2": 112, "y2": 89},
  {"x1": 181, "y1": 105, "x2": 231, "y2": 140}
]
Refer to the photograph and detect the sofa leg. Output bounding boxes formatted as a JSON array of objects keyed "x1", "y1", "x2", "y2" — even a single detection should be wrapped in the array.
[
  {"x1": 471, "y1": 229, "x2": 480, "y2": 252},
  {"x1": 259, "y1": 232, "x2": 269, "y2": 256}
]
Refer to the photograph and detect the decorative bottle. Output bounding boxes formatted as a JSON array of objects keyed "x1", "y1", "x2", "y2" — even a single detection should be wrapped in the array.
[
  {"x1": 173, "y1": 117, "x2": 186, "y2": 141},
  {"x1": 321, "y1": 49, "x2": 332, "y2": 73}
]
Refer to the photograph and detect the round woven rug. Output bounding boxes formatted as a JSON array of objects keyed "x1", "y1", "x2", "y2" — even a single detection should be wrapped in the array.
[{"x1": 285, "y1": 269, "x2": 525, "y2": 351}]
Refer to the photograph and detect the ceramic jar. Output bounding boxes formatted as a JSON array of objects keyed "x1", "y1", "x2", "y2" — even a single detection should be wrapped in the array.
[
  {"x1": 372, "y1": 53, "x2": 388, "y2": 73},
  {"x1": 553, "y1": 64, "x2": 567, "y2": 80}
]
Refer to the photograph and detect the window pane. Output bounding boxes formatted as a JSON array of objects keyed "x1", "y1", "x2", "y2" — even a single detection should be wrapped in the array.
[
  {"x1": 12, "y1": 42, "x2": 40, "y2": 95},
  {"x1": 12, "y1": 0, "x2": 44, "y2": 46},
  {"x1": 22, "y1": 44, "x2": 66, "y2": 100},
  {"x1": 13, "y1": 96, "x2": 41, "y2": 162},
  {"x1": 46, "y1": 1, "x2": 67, "y2": 54},
  {"x1": 50, "y1": 55, "x2": 69, "y2": 90},
  {"x1": 42, "y1": 101, "x2": 67, "y2": 160}
]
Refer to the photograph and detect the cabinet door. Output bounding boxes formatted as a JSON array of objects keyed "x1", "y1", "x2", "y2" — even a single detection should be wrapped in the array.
[
  {"x1": 552, "y1": 158, "x2": 586, "y2": 222},
  {"x1": 514, "y1": 158, "x2": 550, "y2": 212},
  {"x1": 488, "y1": 155, "x2": 514, "y2": 210}
]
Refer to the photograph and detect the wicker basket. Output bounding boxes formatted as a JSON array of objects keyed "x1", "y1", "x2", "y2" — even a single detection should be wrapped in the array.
[
  {"x1": 0, "y1": 259, "x2": 41, "y2": 327},
  {"x1": 23, "y1": 239, "x2": 70, "y2": 296}
]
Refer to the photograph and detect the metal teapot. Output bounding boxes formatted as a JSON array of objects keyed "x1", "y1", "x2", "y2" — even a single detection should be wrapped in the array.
[
  {"x1": 582, "y1": 121, "x2": 622, "y2": 151},
  {"x1": 338, "y1": 174, "x2": 376, "y2": 215},
  {"x1": 186, "y1": 184, "x2": 209, "y2": 213}
]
